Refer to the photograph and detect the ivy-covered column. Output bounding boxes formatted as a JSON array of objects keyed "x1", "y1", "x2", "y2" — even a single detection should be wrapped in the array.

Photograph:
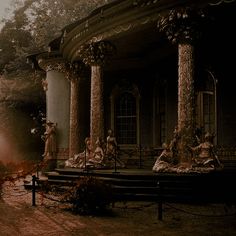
[
  {"x1": 177, "y1": 42, "x2": 195, "y2": 162},
  {"x1": 158, "y1": 7, "x2": 205, "y2": 163},
  {"x1": 80, "y1": 41, "x2": 115, "y2": 150},
  {"x1": 67, "y1": 62, "x2": 88, "y2": 158}
]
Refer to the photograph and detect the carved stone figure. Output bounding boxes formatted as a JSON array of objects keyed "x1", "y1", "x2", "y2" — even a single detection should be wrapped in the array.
[
  {"x1": 42, "y1": 79, "x2": 48, "y2": 91},
  {"x1": 65, "y1": 130, "x2": 127, "y2": 169},
  {"x1": 88, "y1": 137, "x2": 105, "y2": 167},
  {"x1": 42, "y1": 121, "x2": 57, "y2": 159},
  {"x1": 105, "y1": 129, "x2": 125, "y2": 168},
  {"x1": 65, "y1": 137, "x2": 93, "y2": 168},
  {"x1": 189, "y1": 132, "x2": 222, "y2": 168},
  {"x1": 169, "y1": 126, "x2": 180, "y2": 163},
  {"x1": 152, "y1": 143, "x2": 174, "y2": 172},
  {"x1": 106, "y1": 129, "x2": 117, "y2": 158}
]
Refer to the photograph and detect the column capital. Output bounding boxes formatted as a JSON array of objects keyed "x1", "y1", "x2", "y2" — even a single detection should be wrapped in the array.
[
  {"x1": 67, "y1": 61, "x2": 89, "y2": 81},
  {"x1": 38, "y1": 57, "x2": 69, "y2": 74},
  {"x1": 79, "y1": 41, "x2": 116, "y2": 66},
  {"x1": 158, "y1": 7, "x2": 207, "y2": 44}
]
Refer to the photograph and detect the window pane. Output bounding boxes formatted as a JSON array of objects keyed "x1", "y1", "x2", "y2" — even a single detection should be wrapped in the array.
[
  {"x1": 203, "y1": 93, "x2": 215, "y2": 133},
  {"x1": 115, "y1": 93, "x2": 137, "y2": 144}
]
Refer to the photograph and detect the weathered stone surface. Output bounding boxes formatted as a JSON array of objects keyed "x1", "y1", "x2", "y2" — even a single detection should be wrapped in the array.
[
  {"x1": 177, "y1": 43, "x2": 195, "y2": 162},
  {"x1": 90, "y1": 65, "x2": 104, "y2": 150}
]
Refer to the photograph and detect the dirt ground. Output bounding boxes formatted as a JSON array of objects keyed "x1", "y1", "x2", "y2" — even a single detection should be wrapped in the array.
[{"x1": 1, "y1": 177, "x2": 236, "y2": 236}]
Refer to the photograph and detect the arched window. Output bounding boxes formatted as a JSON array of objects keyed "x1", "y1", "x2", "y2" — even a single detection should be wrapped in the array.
[
  {"x1": 198, "y1": 91, "x2": 214, "y2": 132},
  {"x1": 196, "y1": 70, "x2": 217, "y2": 143},
  {"x1": 115, "y1": 92, "x2": 137, "y2": 144},
  {"x1": 153, "y1": 79, "x2": 167, "y2": 146},
  {"x1": 110, "y1": 83, "x2": 140, "y2": 147}
]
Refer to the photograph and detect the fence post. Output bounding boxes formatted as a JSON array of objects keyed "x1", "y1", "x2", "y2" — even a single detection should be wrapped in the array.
[
  {"x1": 32, "y1": 175, "x2": 36, "y2": 206},
  {"x1": 157, "y1": 181, "x2": 163, "y2": 220},
  {"x1": 113, "y1": 148, "x2": 120, "y2": 174},
  {"x1": 84, "y1": 146, "x2": 87, "y2": 172},
  {"x1": 139, "y1": 145, "x2": 142, "y2": 169},
  {"x1": 36, "y1": 164, "x2": 39, "y2": 179}
]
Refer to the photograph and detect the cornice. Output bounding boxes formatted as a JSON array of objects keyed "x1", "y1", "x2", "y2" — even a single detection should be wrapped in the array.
[
  {"x1": 37, "y1": 52, "x2": 67, "y2": 73},
  {"x1": 60, "y1": 0, "x2": 193, "y2": 61},
  {"x1": 60, "y1": 0, "x2": 235, "y2": 62}
]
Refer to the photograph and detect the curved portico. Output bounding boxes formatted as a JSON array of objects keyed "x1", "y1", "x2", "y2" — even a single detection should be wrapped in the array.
[
  {"x1": 58, "y1": 0, "x2": 236, "y2": 164},
  {"x1": 31, "y1": 0, "x2": 236, "y2": 168}
]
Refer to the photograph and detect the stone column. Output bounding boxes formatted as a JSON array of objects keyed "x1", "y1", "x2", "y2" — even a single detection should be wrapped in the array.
[
  {"x1": 67, "y1": 62, "x2": 88, "y2": 158},
  {"x1": 178, "y1": 43, "x2": 195, "y2": 162},
  {"x1": 158, "y1": 7, "x2": 205, "y2": 163},
  {"x1": 80, "y1": 41, "x2": 115, "y2": 150},
  {"x1": 69, "y1": 76, "x2": 80, "y2": 158},
  {"x1": 38, "y1": 56, "x2": 70, "y2": 162},
  {"x1": 90, "y1": 64, "x2": 104, "y2": 150}
]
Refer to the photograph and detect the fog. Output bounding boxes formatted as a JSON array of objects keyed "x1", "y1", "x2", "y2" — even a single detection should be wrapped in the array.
[
  {"x1": 0, "y1": 132, "x2": 20, "y2": 163},
  {"x1": 0, "y1": 104, "x2": 44, "y2": 164}
]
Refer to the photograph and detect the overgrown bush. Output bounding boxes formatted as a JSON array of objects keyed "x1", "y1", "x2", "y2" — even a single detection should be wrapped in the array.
[{"x1": 68, "y1": 176, "x2": 113, "y2": 215}]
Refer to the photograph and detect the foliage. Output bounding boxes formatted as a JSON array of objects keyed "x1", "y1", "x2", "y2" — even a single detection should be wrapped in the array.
[
  {"x1": 66, "y1": 176, "x2": 113, "y2": 215},
  {"x1": 0, "y1": 0, "x2": 116, "y2": 166},
  {"x1": 0, "y1": 0, "x2": 35, "y2": 77},
  {"x1": 0, "y1": 0, "x2": 118, "y2": 197},
  {"x1": 157, "y1": 7, "x2": 207, "y2": 44},
  {"x1": 80, "y1": 41, "x2": 116, "y2": 66},
  {"x1": 0, "y1": 0, "x2": 116, "y2": 78},
  {"x1": 27, "y1": 0, "x2": 112, "y2": 50}
]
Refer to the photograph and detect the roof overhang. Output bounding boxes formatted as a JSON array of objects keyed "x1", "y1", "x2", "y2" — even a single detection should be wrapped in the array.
[{"x1": 60, "y1": 0, "x2": 234, "y2": 62}]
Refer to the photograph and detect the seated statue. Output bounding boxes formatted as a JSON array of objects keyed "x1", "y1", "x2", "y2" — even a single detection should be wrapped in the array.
[
  {"x1": 88, "y1": 137, "x2": 105, "y2": 167},
  {"x1": 65, "y1": 130, "x2": 126, "y2": 169},
  {"x1": 65, "y1": 137, "x2": 92, "y2": 168},
  {"x1": 189, "y1": 132, "x2": 222, "y2": 169},
  {"x1": 152, "y1": 142, "x2": 175, "y2": 172}
]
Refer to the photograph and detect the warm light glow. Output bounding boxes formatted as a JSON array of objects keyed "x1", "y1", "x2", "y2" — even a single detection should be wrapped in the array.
[{"x1": 0, "y1": 132, "x2": 21, "y2": 164}]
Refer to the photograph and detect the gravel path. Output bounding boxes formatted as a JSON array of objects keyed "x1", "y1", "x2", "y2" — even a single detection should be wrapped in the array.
[{"x1": 1, "y1": 177, "x2": 236, "y2": 236}]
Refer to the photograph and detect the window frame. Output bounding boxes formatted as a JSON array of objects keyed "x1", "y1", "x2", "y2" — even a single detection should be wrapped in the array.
[
  {"x1": 110, "y1": 83, "x2": 140, "y2": 149},
  {"x1": 196, "y1": 70, "x2": 217, "y2": 144}
]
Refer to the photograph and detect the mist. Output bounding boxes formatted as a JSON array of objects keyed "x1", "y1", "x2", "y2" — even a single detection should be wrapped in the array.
[{"x1": 0, "y1": 104, "x2": 44, "y2": 165}]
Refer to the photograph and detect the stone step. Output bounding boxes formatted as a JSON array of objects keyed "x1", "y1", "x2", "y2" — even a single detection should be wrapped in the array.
[
  {"x1": 47, "y1": 175, "x2": 157, "y2": 187},
  {"x1": 24, "y1": 168, "x2": 236, "y2": 204}
]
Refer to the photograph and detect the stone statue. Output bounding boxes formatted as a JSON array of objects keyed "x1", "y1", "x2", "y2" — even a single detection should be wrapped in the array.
[
  {"x1": 152, "y1": 142, "x2": 175, "y2": 172},
  {"x1": 65, "y1": 130, "x2": 126, "y2": 169},
  {"x1": 42, "y1": 79, "x2": 48, "y2": 91},
  {"x1": 65, "y1": 137, "x2": 92, "y2": 168},
  {"x1": 88, "y1": 137, "x2": 105, "y2": 167},
  {"x1": 105, "y1": 129, "x2": 125, "y2": 168},
  {"x1": 106, "y1": 129, "x2": 117, "y2": 158},
  {"x1": 169, "y1": 126, "x2": 180, "y2": 163},
  {"x1": 42, "y1": 121, "x2": 57, "y2": 159},
  {"x1": 189, "y1": 132, "x2": 222, "y2": 168},
  {"x1": 153, "y1": 129, "x2": 223, "y2": 173}
]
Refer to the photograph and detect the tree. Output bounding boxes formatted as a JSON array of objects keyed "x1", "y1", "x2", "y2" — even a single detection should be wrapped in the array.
[
  {"x1": 0, "y1": 0, "x2": 115, "y2": 162},
  {"x1": 0, "y1": 0, "x2": 114, "y2": 78}
]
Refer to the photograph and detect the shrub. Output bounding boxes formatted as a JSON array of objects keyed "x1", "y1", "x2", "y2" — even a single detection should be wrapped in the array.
[{"x1": 69, "y1": 176, "x2": 113, "y2": 215}]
